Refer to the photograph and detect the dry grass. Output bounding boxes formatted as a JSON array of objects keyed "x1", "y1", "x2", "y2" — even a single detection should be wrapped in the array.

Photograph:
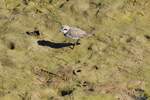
[{"x1": 0, "y1": 0, "x2": 150, "y2": 100}]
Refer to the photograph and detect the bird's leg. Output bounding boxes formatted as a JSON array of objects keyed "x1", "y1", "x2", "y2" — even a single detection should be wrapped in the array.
[
  {"x1": 73, "y1": 39, "x2": 80, "y2": 47},
  {"x1": 76, "y1": 39, "x2": 80, "y2": 44},
  {"x1": 69, "y1": 39, "x2": 80, "y2": 49}
]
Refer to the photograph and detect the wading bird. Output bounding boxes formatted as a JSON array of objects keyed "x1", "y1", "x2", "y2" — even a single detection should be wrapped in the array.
[{"x1": 60, "y1": 25, "x2": 94, "y2": 46}]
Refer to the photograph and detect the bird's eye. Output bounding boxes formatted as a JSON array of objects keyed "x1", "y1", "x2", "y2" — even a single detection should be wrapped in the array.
[{"x1": 63, "y1": 29, "x2": 68, "y2": 30}]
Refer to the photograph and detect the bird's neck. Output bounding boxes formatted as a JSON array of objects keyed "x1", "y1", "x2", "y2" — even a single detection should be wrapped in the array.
[{"x1": 64, "y1": 33, "x2": 68, "y2": 36}]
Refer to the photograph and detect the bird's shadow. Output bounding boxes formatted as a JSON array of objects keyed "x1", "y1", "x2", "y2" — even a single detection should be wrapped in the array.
[{"x1": 37, "y1": 40, "x2": 80, "y2": 49}]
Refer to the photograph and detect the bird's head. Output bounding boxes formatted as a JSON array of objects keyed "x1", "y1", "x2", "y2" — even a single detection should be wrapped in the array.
[{"x1": 60, "y1": 25, "x2": 70, "y2": 34}]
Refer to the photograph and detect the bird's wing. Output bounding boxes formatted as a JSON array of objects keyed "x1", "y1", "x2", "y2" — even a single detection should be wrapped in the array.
[{"x1": 68, "y1": 27, "x2": 87, "y2": 38}]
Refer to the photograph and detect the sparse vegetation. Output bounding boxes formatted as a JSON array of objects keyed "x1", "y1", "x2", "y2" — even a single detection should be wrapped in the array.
[{"x1": 0, "y1": 0, "x2": 150, "y2": 100}]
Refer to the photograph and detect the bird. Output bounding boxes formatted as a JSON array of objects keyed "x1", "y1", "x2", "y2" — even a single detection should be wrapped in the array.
[{"x1": 60, "y1": 25, "x2": 94, "y2": 45}]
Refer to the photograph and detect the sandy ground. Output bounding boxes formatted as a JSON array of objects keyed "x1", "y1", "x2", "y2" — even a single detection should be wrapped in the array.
[{"x1": 0, "y1": 0, "x2": 150, "y2": 100}]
